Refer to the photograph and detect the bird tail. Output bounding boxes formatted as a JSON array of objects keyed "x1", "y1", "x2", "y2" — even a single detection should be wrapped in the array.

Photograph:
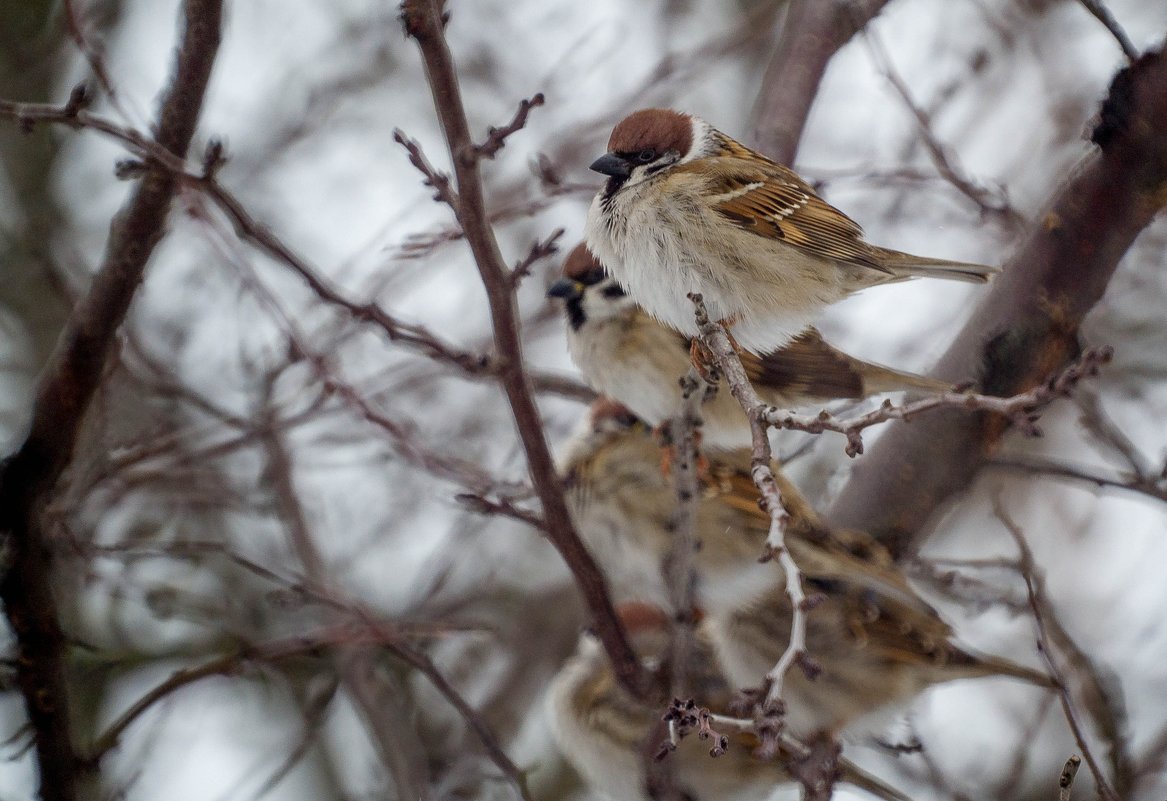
[
  {"x1": 872, "y1": 246, "x2": 999, "y2": 284},
  {"x1": 953, "y1": 651, "x2": 1056, "y2": 688},
  {"x1": 853, "y1": 362, "x2": 952, "y2": 396}
]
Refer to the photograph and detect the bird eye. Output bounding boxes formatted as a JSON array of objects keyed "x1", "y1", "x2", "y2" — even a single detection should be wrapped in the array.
[{"x1": 636, "y1": 149, "x2": 656, "y2": 163}]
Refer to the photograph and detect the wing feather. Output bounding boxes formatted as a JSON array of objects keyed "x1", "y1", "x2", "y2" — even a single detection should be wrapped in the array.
[{"x1": 681, "y1": 157, "x2": 888, "y2": 272}]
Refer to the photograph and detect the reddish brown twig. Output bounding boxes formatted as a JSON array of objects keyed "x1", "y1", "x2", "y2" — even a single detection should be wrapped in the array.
[
  {"x1": 398, "y1": 0, "x2": 648, "y2": 697},
  {"x1": 470, "y1": 93, "x2": 545, "y2": 160}
]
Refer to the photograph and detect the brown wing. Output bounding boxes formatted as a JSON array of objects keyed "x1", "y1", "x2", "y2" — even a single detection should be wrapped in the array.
[
  {"x1": 739, "y1": 329, "x2": 865, "y2": 401},
  {"x1": 685, "y1": 157, "x2": 887, "y2": 272}
]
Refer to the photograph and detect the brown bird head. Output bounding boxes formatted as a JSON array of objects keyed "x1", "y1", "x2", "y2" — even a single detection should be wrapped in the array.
[
  {"x1": 547, "y1": 243, "x2": 631, "y2": 330},
  {"x1": 591, "y1": 109, "x2": 695, "y2": 190}
]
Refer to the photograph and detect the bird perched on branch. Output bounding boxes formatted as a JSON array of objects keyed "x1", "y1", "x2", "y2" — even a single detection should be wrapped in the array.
[
  {"x1": 549, "y1": 243, "x2": 949, "y2": 451},
  {"x1": 559, "y1": 401, "x2": 1051, "y2": 737},
  {"x1": 545, "y1": 601, "x2": 912, "y2": 801},
  {"x1": 704, "y1": 495, "x2": 1055, "y2": 738},
  {"x1": 585, "y1": 108, "x2": 997, "y2": 354}
]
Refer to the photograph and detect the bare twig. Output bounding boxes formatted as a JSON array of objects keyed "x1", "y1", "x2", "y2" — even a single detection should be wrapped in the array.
[
  {"x1": 0, "y1": 5, "x2": 222, "y2": 799},
  {"x1": 994, "y1": 499, "x2": 1119, "y2": 801},
  {"x1": 385, "y1": 638, "x2": 534, "y2": 801},
  {"x1": 510, "y1": 228, "x2": 564, "y2": 287},
  {"x1": 1059, "y1": 755, "x2": 1083, "y2": 801},
  {"x1": 470, "y1": 93, "x2": 545, "y2": 160},
  {"x1": 986, "y1": 457, "x2": 1167, "y2": 505},
  {"x1": 87, "y1": 625, "x2": 394, "y2": 762},
  {"x1": 863, "y1": 29, "x2": 1024, "y2": 227},
  {"x1": 260, "y1": 398, "x2": 436, "y2": 801},
  {"x1": 1074, "y1": 388, "x2": 1153, "y2": 478},
  {"x1": 62, "y1": 0, "x2": 123, "y2": 114},
  {"x1": 399, "y1": 0, "x2": 647, "y2": 697},
  {"x1": 454, "y1": 492, "x2": 545, "y2": 530},
  {"x1": 664, "y1": 702, "x2": 908, "y2": 801},
  {"x1": 1076, "y1": 0, "x2": 1139, "y2": 61}
]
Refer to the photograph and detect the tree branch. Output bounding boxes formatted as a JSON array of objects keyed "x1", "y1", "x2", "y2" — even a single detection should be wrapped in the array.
[
  {"x1": 1076, "y1": 0, "x2": 1139, "y2": 61},
  {"x1": 994, "y1": 499, "x2": 1120, "y2": 801},
  {"x1": 0, "y1": 4, "x2": 222, "y2": 799},
  {"x1": 689, "y1": 297, "x2": 810, "y2": 711},
  {"x1": 828, "y1": 46, "x2": 1167, "y2": 558},
  {"x1": 749, "y1": 0, "x2": 890, "y2": 164},
  {"x1": 398, "y1": 0, "x2": 647, "y2": 696}
]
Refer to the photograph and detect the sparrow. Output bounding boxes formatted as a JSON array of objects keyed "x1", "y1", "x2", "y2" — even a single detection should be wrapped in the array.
[
  {"x1": 548, "y1": 243, "x2": 950, "y2": 451},
  {"x1": 559, "y1": 402, "x2": 1052, "y2": 738},
  {"x1": 705, "y1": 494, "x2": 1055, "y2": 738},
  {"x1": 545, "y1": 601, "x2": 912, "y2": 801},
  {"x1": 558, "y1": 399, "x2": 778, "y2": 616},
  {"x1": 557, "y1": 399, "x2": 914, "y2": 617},
  {"x1": 584, "y1": 108, "x2": 998, "y2": 354}
]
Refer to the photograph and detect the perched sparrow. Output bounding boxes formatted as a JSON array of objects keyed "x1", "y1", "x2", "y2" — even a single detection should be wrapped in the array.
[
  {"x1": 585, "y1": 109, "x2": 998, "y2": 354},
  {"x1": 558, "y1": 400, "x2": 902, "y2": 616},
  {"x1": 705, "y1": 490, "x2": 1054, "y2": 738},
  {"x1": 545, "y1": 601, "x2": 911, "y2": 801},
  {"x1": 558, "y1": 399, "x2": 777, "y2": 616},
  {"x1": 549, "y1": 243, "x2": 949, "y2": 451},
  {"x1": 559, "y1": 403, "x2": 1051, "y2": 738}
]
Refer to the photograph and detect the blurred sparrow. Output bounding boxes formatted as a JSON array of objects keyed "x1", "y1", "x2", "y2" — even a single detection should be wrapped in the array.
[
  {"x1": 585, "y1": 109, "x2": 997, "y2": 353},
  {"x1": 558, "y1": 399, "x2": 776, "y2": 615},
  {"x1": 545, "y1": 601, "x2": 911, "y2": 801},
  {"x1": 548, "y1": 243, "x2": 949, "y2": 451},
  {"x1": 559, "y1": 403, "x2": 1051, "y2": 737},
  {"x1": 706, "y1": 498, "x2": 1054, "y2": 737},
  {"x1": 558, "y1": 400, "x2": 902, "y2": 616}
]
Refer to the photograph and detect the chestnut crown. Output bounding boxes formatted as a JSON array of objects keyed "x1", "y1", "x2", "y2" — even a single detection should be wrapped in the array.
[{"x1": 606, "y1": 108, "x2": 693, "y2": 160}]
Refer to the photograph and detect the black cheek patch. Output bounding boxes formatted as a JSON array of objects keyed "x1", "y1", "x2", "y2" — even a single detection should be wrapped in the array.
[{"x1": 565, "y1": 297, "x2": 588, "y2": 331}]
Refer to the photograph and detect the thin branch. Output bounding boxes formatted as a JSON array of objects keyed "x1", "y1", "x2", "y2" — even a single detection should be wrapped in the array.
[
  {"x1": 88, "y1": 626, "x2": 390, "y2": 762},
  {"x1": 454, "y1": 492, "x2": 545, "y2": 530},
  {"x1": 385, "y1": 639, "x2": 534, "y2": 801},
  {"x1": 1074, "y1": 388, "x2": 1154, "y2": 479},
  {"x1": 994, "y1": 499, "x2": 1119, "y2": 801},
  {"x1": 1076, "y1": 0, "x2": 1139, "y2": 61},
  {"x1": 688, "y1": 295, "x2": 809, "y2": 712},
  {"x1": 863, "y1": 28, "x2": 1024, "y2": 227},
  {"x1": 1059, "y1": 755, "x2": 1083, "y2": 801},
  {"x1": 62, "y1": 1, "x2": 123, "y2": 114},
  {"x1": 399, "y1": 0, "x2": 648, "y2": 697},
  {"x1": 663, "y1": 703, "x2": 908, "y2": 801},
  {"x1": 260, "y1": 398, "x2": 436, "y2": 801},
  {"x1": 510, "y1": 228, "x2": 563, "y2": 288},
  {"x1": 763, "y1": 346, "x2": 1110, "y2": 457},
  {"x1": 986, "y1": 457, "x2": 1167, "y2": 505},
  {"x1": 470, "y1": 93, "x2": 545, "y2": 160},
  {"x1": 0, "y1": 4, "x2": 222, "y2": 799}
]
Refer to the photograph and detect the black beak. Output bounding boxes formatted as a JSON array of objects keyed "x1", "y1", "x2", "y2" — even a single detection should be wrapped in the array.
[
  {"x1": 547, "y1": 278, "x2": 584, "y2": 301},
  {"x1": 589, "y1": 153, "x2": 632, "y2": 179}
]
